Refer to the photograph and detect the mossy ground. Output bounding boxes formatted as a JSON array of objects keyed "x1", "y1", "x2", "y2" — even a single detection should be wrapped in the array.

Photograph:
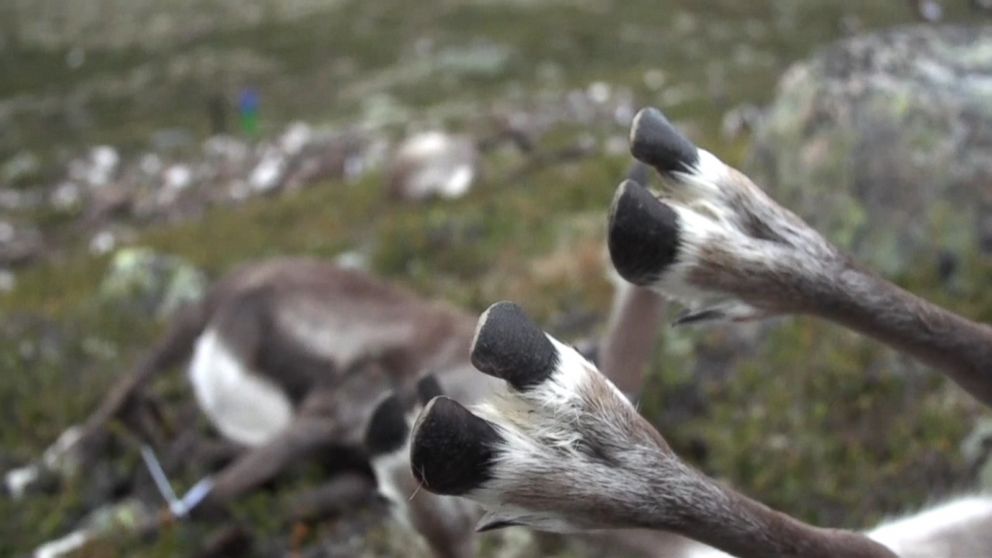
[{"x1": 2, "y1": 1, "x2": 989, "y2": 556}]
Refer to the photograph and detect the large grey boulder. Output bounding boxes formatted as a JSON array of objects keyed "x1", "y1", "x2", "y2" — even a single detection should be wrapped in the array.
[{"x1": 750, "y1": 25, "x2": 992, "y2": 278}]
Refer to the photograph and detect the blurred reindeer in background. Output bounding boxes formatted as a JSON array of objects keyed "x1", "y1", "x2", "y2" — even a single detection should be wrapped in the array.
[
  {"x1": 410, "y1": 107, "x2": 992, "y2": 558},
  {"x1": 7, "y1": 258, "x2": 489, "y2": 556}
]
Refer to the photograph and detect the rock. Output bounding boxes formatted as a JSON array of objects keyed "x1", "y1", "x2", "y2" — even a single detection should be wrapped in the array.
[
  {"x1": 0, "y1": 221, "x2": 43, "y2": 267},
  {"x1": 157, "y1": 163, "x2": 194, "y2": 205},
  {"x1": 86, "y1": 185, "x2": 133, "y2": 223},
  {"x1": 248, "y1": 146, "x2": 286, "y2": 193},
  {"x1": 68, "y1": 146, "x2": 120, "y2": 188},
  {"x1": 388, "y1": 131, "x2": 479, "y2": 201},
  {"x1": 912, "y1": 0, "x2": 944, "y2": 22},
  {"x1": 0, "y1": 269, "x2": 15, "y2": 293},
  {"x1": 99, "y1": 247, "x2": 207, "y2": 319},
  {"x1": 49, "y1": 181, "x2": 82, "y2": 211},
  {"x1": 1, "y1": 151, "x2": 41, "y2": 188},
  {"x1": 279, "y1": 122, "x2": 313, "y2": 156},
  {"x1": 750, "y1": 25, "x2": 992, "y2": 279},
  {"x1": 88, "y1": 229, "x2": 119, "y2": 255},
  {"x1": 333, "y1": 249, "x2": 370, "y2": 271},
  {"x1": 31, "y1": 498, "x2": 154, "y2": 558}
]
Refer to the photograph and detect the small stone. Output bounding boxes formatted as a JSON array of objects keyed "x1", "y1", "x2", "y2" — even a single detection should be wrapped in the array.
[
  {"x1": 643, "y1": 69, "x2": 666, "y2": 91},
  {"x1": 50, "y1": 182, "x2": 81, "y2": 210},
  {"x1": 388, "y1": 131, "x2": 478, "y2": 201},
  {"x1": 89, "y1": 230, "x2": 117, "y2": 255},
  {"x1": 0, "y1": 269, "x2": 15, "y2": 293},
  {"x1": 1, "y1": 151, "x2": 41, "y2": 187}
]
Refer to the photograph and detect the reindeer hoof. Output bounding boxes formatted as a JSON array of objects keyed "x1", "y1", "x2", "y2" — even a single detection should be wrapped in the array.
[
  {"x1": 608, "y1": 180, "x2": 681, "y2": 286},
  {"x1": 471, "y1": 302, "x2": 559, "y2": 391},
  {"x1": 415, "y1": 374, "x2": 445, "y2": 404},
  {"x1": 365, "y1": 394, "x2": 409, "y2": 456},
  {"x1": 630, "y1": 107, "x2": 698, "y2": 174},
  {"x1": 410, "y1": 397, "x2": 502, "y2": 495}
]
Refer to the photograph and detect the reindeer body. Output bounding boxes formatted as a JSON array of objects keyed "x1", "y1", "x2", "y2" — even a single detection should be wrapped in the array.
[
  {"x1": 7, "y1": 258, "x2": 498, "y2": 515},
  {"x1": 182, "y1": 258, "x2": 482, "y2": 449},
  {"x1": 189, "y1": 329, "x2": 293, "y2": 446}
]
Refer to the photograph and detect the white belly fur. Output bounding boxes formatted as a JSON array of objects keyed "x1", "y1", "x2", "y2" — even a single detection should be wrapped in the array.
[
  {"x1": 866, "y1": 495, "x2": 992, "y2": 558},
  {"x1": 189, "y1": 329, "x2": 293, "y2": 446}
]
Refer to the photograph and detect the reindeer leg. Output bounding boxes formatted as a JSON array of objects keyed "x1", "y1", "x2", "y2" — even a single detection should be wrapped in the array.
[
  {"x1": 191, "y1": 356, "x2": 389, "y2": 513},
  {"x1": 77, "y1": 303, "x2": 208, "y2": 461},
  {"x1": 599, "y1": 281, "x2": 665, "y2": 399},
  {"x1": 286, "y1": 472, "x2": 377, "y2": 522},
  {"x1": 196, "y1": 412, "x2": 339, "y2": 513}
]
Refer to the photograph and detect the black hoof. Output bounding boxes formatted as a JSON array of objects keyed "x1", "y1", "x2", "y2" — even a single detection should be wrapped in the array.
[
  {"x1": 608, "y1": 180, "x2": 681, "y2": 285},
  {"x1": 416, "y1": 374, "x2": 445, "y2": 404},
  {"x1": 630, "y1": 107, "x2": 698, "y2": 174},
  {"x1": 364, "y1": 394, "x2": 409, "y2": 456},
  {"x1": 625, "y1": 161, "x2": 652, "y2": 186},
  {"x1": 471, "y1": 302, "x2": 559, "y2": 391},
  {"x1": 410, "y1": 397, "x2": 502, "y2": 495}
]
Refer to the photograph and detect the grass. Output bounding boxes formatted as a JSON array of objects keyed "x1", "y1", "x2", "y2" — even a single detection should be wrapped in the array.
[{"x1": 3, "y1": 0, "x2": 974, "y2": 159}]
